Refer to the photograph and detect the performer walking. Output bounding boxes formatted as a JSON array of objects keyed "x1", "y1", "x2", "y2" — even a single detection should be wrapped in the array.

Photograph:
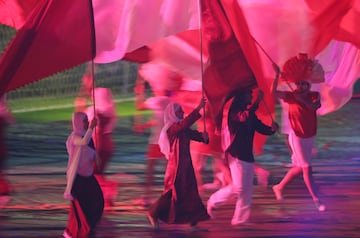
[
  {"x1": 147, "y1": 98, "x2": 210, "y2": 230},
  {"x1": 207, "y1": 89, "x2": 278, "y2": 225},
  {"x1": 271, "y1": 54, "x2": 326, "y2": 212},
  {"x1": 63, "y1": 112, "x2": 104, "y2": 237}
]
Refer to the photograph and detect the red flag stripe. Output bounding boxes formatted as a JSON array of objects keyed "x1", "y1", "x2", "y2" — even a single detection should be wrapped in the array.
[{"x1": 0, "y1": 0, "x2": 95, "y2": 96}]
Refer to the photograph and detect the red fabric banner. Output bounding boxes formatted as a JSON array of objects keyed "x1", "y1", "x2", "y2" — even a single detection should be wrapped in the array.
[
  {"x1": 0, "y1": 0, "x2": 38, "y2": 29},
  {"x1": 0, "y1": 0, "x2": 95, "y2": 96},
  {"x1": 201, "y1": 0, "x2": 265, "y2": 128}
]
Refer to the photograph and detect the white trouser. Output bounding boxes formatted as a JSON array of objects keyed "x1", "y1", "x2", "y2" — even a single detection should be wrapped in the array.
[
  {"x1": 289, "y1": 130, "x2": 314, "y2": 168},
  {"x1": 207, "y1": 155, "x2": 254, "y2": 224}
]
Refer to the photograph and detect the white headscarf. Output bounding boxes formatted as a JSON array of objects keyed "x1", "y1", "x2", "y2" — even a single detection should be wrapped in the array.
[{"x1": 158, "y1": 102, "x2": 181, "y2": 160}]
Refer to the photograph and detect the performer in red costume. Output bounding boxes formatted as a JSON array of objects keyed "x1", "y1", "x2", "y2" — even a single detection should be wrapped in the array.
[{"x1": 271, "y1": 54, "x2": 326, "y2": 212}]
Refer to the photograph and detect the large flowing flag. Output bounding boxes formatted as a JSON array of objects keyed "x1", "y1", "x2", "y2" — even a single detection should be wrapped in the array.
[
  {"x1": 239, "y1": 0, "x2": 360, "y2": 114},
  {"x1": 0, "y1": 0, "x2": 95, "y2": 96},
  {"x1": 0, "y1": 0, "x2": 200, "y2": 96},
  {"x1": 200, "y1": 0, "x2": 266, "y2": 128},
  {"x1": 93, "y1": 0, "x2": 199, "y2": 64},
  {"x1": 240, "y1": 0, "x2": 359, "y2": 74},
  {"x1": 307, "y1": 0, "x2": 360, "y2": 50},
  {"x1": 1, "y1": 0, "x2": 359, "y2": 157},
  {"x1": 137, "y1": 0, "x2": 360, "y2": 154},
  {"x1": 315, "y1": 41, "x2": 360, "y2": 115},
  {"x1": 0, "y1": 0, "x2": 359, "y2": 115},
  {"x1": 141, "y1": 0, "x2": 360, "y2": 123}
]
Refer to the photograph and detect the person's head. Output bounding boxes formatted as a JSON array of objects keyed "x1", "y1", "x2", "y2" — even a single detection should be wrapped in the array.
[
  {"x1": 164, "y1": 102, "x2": 183, "y2": 126},
  {"x1": 159, "y1": 102, "x2": 183, "y2": 160},
  {"x1": 72, "y1": 111, "x2": 88, "y2": 136},
  {"x1": 231, "y1": 90, "x2": 253, "y2": 111},
  {"x1": 174, "y1": 103, "x2": 184, "y2": 120},
  {"x1": 295, "y1": 80, "x2": 311, "y2": 92}
]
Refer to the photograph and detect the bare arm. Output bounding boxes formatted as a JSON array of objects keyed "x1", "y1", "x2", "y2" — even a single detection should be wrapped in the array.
[
  {"x1": 73, "y1": 118, "x2": 97, "y2": 146},
  {"x1": 270, "y1": 63, "x2": 289, "y2": 99}
]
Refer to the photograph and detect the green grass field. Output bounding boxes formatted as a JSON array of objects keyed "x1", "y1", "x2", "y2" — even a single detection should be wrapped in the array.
[{"x1": 12, "y1": 100, "x2": 151, "y2": 122}]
